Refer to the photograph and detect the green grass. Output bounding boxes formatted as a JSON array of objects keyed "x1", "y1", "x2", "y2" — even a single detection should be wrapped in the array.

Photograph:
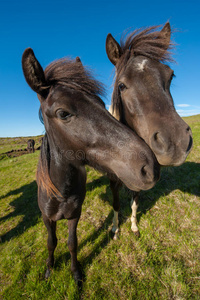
[
  {"x1": 0, "y1": 115, "x2": 200, "y2": 299},
  {"x1": 0, "y1": 136, "x2": 43, "y2": 155}
]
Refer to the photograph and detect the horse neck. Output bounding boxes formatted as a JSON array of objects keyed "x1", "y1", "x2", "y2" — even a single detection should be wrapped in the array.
[{"x1": 44, "y1": 133, "x2": 86, "y2": 198}]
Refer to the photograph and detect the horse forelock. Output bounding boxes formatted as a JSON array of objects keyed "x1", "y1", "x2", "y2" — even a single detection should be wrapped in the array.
[
  {"x1": 44, "y1": 58, "x2": 106, "y2": 100},
  {"x1": 120, "y1": 25, "x2": 175, "y2": 63}
]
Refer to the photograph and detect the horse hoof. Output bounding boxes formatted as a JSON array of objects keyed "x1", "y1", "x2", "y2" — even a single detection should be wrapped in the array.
[
  {"x1": 133, "y1": 230, "x2": 140, "y2": 238},
  {"x1": 110, "y1": 231, "x2": 119, "y2": 241},
  {"x1": 73, "y1": 269, "x2": 83, "y2": 288},
  {"x1": 111, "y1": 228, "x2": 119, "y2": 240},
  {"x1": 45, "y1": 268, "x2": 51, "y2": 279},
  {"x1": 113, "y1": 231, "x2": 119, "y2": 240}
]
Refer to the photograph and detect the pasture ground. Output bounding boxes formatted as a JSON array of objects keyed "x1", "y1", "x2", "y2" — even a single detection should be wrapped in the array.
[{"x1": 0, "y1": 115, "x2": 199, "y2": 300}]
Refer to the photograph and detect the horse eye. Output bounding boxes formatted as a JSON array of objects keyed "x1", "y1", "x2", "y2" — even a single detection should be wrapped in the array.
[
  {"x1": 118, "y1": 83, "x2": 126, "y2": 92},
  {"x1": 57, "y1": 110, "x2": 72, "y2": 120}
]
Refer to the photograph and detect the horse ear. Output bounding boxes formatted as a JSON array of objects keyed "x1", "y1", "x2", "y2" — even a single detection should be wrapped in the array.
[
  {"x1": 22, "y1": 48, "x2": 49, "y2": 97},
  {"x1": 160, "y1": 22, "x2": 171, "y2": 47},
  {"x1": 106, "y1": 34, "x2": 122, "y2": 66},
  {"x1": 76, "y1": 56, "x2": 82, "y2": 63}
]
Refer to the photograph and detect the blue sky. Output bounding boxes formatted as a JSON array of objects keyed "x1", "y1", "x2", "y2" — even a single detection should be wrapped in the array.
[{"x1": 0, "y1": 0, "x2": 200, "y2": 137}]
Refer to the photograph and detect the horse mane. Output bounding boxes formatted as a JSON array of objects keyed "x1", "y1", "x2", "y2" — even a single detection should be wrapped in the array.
[
  {"x1": 37, "y1": 134, "x2": 63, "y2": 200},
  {"x1": 121, "y1": 24, "x2": 175, "y2": 63},
  {"x1": 111, "y1": 24, "x2": 176, "y2": 121},
  {"x1": 44, "y1": 58, "x2": 106, "y2": 102}
]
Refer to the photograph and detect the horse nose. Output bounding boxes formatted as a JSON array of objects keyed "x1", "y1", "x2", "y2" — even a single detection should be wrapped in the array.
[
  {"x1": 140, "y1": 161, "x2": 160, "y2": 185},
  {"x1": 150, "y1": 124, "x2": 193, "y2": 166}
]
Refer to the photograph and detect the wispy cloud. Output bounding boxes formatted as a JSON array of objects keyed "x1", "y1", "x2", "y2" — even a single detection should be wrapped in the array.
[
  {"x1": 176, "y1": 109, "x2": 200, "y2": 117},
  {"x1": 175, "y1": 103, "x2": 200, "y2": 117},
  {"x1": 176, "y1": 104, "x2": 190, "y2": 107}
]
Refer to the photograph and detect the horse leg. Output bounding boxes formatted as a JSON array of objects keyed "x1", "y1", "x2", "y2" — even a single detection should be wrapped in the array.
[
  {"x1": 42, "y1": 214, "x2": 57, "y2": 279},
  {"x1": 110, "y1": 179, "x2": 120, "y2": 240},
  {"x1": 130, "y1": 192, "x2": 140, "y2": 237},
  {"x1": 68, "y1": 217, "x2": 82, "y2": 286}
]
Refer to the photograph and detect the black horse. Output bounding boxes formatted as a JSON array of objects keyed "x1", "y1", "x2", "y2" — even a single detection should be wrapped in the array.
[
  {"x1": 27, "y1": 139, "x2": 35, "y2": 153},
  {"x1": 22, "y1": 48, "x2": 159, "y2": 285}
]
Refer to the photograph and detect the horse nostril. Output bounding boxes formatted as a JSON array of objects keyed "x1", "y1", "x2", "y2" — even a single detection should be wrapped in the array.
[
  {"x1": 153, "y1": 132, "x2": 159, "y2": 141},
  {"x1": 151, "y1": 132, "x2": 165, "y2": 154},
  {"x1": 186, "y1": 126, "x2": 190, "y2": 132},
  {"x1": 141, "y1": 164, "x2": 155, "y2": 183},
  {"x1": 153, "y1": 132, "x2": 164, "y2": 145},
  {"x1": 141, "y1": 165, "x2": 147, "y2": 177},
  {"x1": 186, "y1": 135, "x2": 193, "y2": 153}
]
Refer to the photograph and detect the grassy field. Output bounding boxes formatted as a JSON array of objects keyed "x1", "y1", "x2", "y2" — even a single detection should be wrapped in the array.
[
  {"x1": 0, "y1": 136, "x2": 43, "y2": 156},
  {"x1": 0, "y1": 115, "x2": 199, "y2": 300}
]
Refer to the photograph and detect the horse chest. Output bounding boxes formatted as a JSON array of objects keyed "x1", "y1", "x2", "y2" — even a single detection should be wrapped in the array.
[{"x1": 47, "y1": 195, "x2": 83, "y2": 221}]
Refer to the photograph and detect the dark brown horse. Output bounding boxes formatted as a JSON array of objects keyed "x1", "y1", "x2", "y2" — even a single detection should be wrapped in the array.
[
  {"x1": 27, "y1": 139, "x2": 35, "y2": 153},
  {"x1": 106, "y1": 22, "x2": 193, "y2": 236},
  {"x1": 22, "y1": 48, "x2": 159, "y2": 285}
]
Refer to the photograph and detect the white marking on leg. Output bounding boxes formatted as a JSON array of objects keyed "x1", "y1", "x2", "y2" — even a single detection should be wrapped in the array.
[
  {"x1": 136, "y1": 59, "x2": 148, "y2": 71},
  {"x1": 131, "y1": 197, "x2": 139, "y2": 233},
  {"x1": 112, "y1": 210, "x2": 119, "y2": 234}
]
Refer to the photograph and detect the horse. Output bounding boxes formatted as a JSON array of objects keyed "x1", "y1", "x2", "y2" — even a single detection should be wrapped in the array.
[
  {"x1": 106, "y1": 22, "x2": 193, "y2": 236},
  {"x1": 22, "y1": 48, "x2": 160, "y2": 285},
  {"x1": 27, "y1": 139, "x2": 35, "y2": 153}
]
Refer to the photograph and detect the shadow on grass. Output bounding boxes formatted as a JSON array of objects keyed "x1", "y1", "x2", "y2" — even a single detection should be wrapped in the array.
[
  {"x1": 91, "y1": 161, "x2": 200, "y2": 227},
  {"x1": 137, "y1": 161, "x2": 200, "y2": 222},
  {"x1": 0, "y1": 181, "x2": 40, "y2": 243}
]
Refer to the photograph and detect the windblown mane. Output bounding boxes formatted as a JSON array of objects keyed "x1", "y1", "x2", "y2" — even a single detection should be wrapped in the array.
[
  {"x1": 44, "y1": 58, "x2": 105, "y2": 101},
  {"x1": 111, "y1": 25, "x2": 175, "y2": 121},
  {"x1": 120, "y1": 25, "x2": 175, "y2": 64},
  {"x1": 37, "y1": 134, "x2": 62, "y2": 200}
]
